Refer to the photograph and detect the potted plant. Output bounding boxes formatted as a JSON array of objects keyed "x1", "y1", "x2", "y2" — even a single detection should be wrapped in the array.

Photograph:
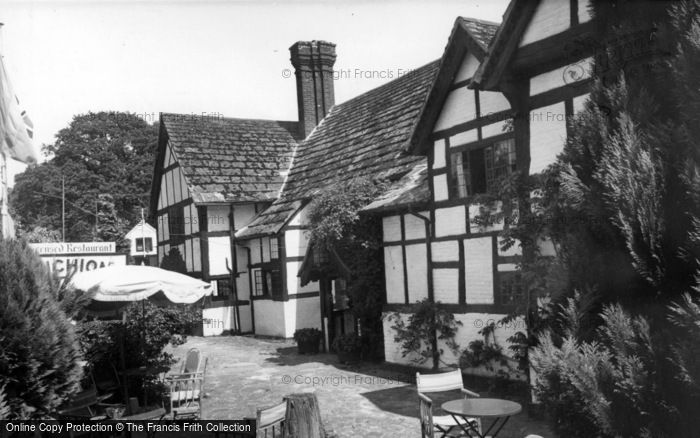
[
  {"x1": 293, "y1": 328, "x2": 322, "y2": 354},
  {"x1": 332, "y1": 333, "x2": 363, "y2": 364}
]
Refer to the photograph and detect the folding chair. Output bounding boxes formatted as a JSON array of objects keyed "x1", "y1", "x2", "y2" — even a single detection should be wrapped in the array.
[{"x1": 416, "y1": 369, "x2": 481, "y2": 438}]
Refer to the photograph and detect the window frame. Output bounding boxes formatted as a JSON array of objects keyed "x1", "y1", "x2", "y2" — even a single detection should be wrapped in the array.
[
  {"x1": 497, "y1": 270, "x2": 525, "y2": 307},
  {"x1": 449, "y1": 137, "x2": 516, "y2": 199},
  {"x1": 135, "y1": 237, "x2": 153, "y2": 252},
  {"x1": 251, "y1": 264, "x2": 283, "y2": 299},
  {"x1": 215, "y1": 277, "x2": 232, "y2": 298}
]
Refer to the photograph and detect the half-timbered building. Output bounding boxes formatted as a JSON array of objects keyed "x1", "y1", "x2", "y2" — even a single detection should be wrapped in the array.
[
  {"x1": 235, "y1": 48, "x2": 439, "y2": 343},
  {"x1": 150, "y1": 0, "x2": 598, "y2": 371},
  {"x1": 149, "y1": 114, "x2": 298, "y2": 336},
  {"x1": 366, "y1": 0, "x2": 596, "y2": 370}
]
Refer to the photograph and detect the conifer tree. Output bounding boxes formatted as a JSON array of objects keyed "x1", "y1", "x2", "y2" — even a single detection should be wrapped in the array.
[{"x1": 0, "y1": 239, "x2": 82, "y2": 419}]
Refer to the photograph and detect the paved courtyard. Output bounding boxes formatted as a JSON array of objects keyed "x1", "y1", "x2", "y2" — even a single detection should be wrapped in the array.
[{"x1": 166, "y1": 336, "x2": 555, "y2": 438}]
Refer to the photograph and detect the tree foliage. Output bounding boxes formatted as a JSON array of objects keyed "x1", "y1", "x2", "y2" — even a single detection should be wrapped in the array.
[
  {"x1": 0, "y1": 239, "x2": 83, "y2": 419},
  {"x1": 10, "y1": 112, "x2": 157, "y2": 245},
  {"x1": 526, "y1": 1, "x2": 700, "y2": 435}
]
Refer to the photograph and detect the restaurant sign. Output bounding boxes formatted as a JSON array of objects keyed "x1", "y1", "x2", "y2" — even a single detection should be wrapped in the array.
[
  {"x1": 29, "y1": 242, "x2": 126, "y2": 279},
  {"x1": 29, "y1": 241, "x2": 116, "y2": 255}
]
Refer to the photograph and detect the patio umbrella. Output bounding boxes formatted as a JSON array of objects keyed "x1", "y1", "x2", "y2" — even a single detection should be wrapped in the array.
[
  {"x1": 71, "y1": 265, "x2": 213, "y2": 306},
  {"x1": 70, "y1": 265, "x2": 213, "y2": 411}
]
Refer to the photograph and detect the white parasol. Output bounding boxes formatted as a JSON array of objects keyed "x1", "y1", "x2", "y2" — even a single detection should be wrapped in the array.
[
  {"x1": 71, "y1": 265, "x2": 213, "y2": 305},
  {"x1": 70, "y1": 265, "x2": 212, "y2": 412}
]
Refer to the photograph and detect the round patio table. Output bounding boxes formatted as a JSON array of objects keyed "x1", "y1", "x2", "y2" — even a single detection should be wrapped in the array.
[{"x1": 441, "y1": 398, "x2": 522, "y2": 438}]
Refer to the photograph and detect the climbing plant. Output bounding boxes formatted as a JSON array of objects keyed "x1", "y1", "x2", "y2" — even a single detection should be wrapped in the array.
[
  {"x1": 306, "y1": 177, "x2": 389, "y2": 359},
  {"x1": 387, "y1": 298, "x2": 462, "y2": 370}
]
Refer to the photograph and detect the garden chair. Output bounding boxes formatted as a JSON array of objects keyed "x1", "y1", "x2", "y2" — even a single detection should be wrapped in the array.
[
  {"x1": 169, "y1": 348, "x2": 203, "y2": 376},
  {"x1": 255, "y1": 401, "x2": 287, "y2": 437},
  {"x1": 416, "y1": 369, "x2": 481, "y2": 438},
  {"x1": 164, "y1": 348, "x2": 206, "y2": 383},
  {"x1": 165, "y1": 372, "x2": 204, "y2": 420}
]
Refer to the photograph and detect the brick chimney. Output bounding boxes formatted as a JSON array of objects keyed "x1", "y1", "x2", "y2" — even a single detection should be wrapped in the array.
[{"x1": 289, "y1": 40, "x2": 336, "y2": 138}]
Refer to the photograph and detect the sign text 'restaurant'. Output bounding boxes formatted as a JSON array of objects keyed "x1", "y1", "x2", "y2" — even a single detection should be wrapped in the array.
[{"x1": 29, "y1": 242, "x2": 116, "y2": 255}]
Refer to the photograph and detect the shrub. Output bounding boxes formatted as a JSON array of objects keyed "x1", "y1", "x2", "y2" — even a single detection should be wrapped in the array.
[
  {"x1": 331, "y1": 333, "x2": 363, "y2": 354},
  {"x1": 531, "y1": 291, "x2": 700, "y2": 438},
  {"x1": 0, "y1": 239, "x2": 82, "y2": 419},
  {"x1": 77, "y1": 301, "x2": 197, "y2": 405},
  {"x1": 293, "y1": 328, "x2": 323, "y2": 344}
]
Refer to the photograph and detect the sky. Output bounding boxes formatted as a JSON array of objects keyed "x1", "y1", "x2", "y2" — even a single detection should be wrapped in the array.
[{"x1": 0, "y1": 0, "x2": 509, "y2": 183}]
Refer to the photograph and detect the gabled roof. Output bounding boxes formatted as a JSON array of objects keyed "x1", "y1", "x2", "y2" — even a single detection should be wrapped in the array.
[
  {"x1": 151, "y1": 114, "x2": 300, "y2": 211},
  {"x1": 405, "y1": 16, "x2": 501, "y2": 155},
  {"x1": 459, "y1": 17, "x2": 500, "y2": 55},
  {"x1": 125, "y1": 219, "x2": 156, "y2": 239},
  {"x1": 236, "y1": 59, "x2": 440, "y2": 240},
  {"x1": 470, "y1": 0, "x2": 540, "y2": 90}
]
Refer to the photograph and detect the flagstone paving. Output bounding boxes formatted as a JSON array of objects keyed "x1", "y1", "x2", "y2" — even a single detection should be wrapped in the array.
[{"x1": 166, "y1": 336, "x2": 556, "y2": 438}]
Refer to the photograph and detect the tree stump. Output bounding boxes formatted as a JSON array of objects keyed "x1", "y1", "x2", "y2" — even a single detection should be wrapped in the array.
[{"x1": 283, "y1": 393, "x2": 325, "y2": 438}]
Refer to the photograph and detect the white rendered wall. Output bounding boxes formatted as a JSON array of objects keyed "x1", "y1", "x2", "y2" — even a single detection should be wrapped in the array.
[
  {"x1": 283, "y1": 297, "x2": 322, "y2": 338},
  {"x1": 253, "y1": 299, "x2": 287, "y2": 337},
  {"x1": 434, "y1": 206, "x2": 467, "y2": 237},
  {"x1": 405, "y1": 244, "x2": 428, "y2": 303},
  {"x1": 530, "y1": 101, "x2": 567, "y2": 174},
  {"x1": 207, "y1": 236, "x2": 231, "y2": 276},
  {"x1": 383, "y1": 311, "x2": 526, "y2": 378},
  {"x1": 454, "y1": 53, "x2": 479, "y2": 83},
  {"x1": 435, "y1": 89, "x2": 477, "y2": 132},
  {"x1": 382, "y1": 216, "x2": 401, "y2": 242},
  {"x1": 464, "y1": 236, "x2": 494, "y2": 305},
  {"x1": 384, "y1": 245, "x2": 405, "y2": 303},
  {"x1": 519, "y1": 0, "x2": 570, "y2": 47}
]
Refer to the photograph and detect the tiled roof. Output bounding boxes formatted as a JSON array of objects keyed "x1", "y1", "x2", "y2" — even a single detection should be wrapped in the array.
[
  {"x1": 458, "y1": 17, "x2": 500, "y2": 52},
  {"x1": 162, "y1": 113, "x2": 299, "y2": 203},
  {"x1": 360, "y1": 163, "x2": 429, "y2": 214},
  {"x1": 236, "y1": 59, "x2": 440, "y2": 239},
  {"x1": 281, "y1": 59, "x2": 440, "y2": 199}
]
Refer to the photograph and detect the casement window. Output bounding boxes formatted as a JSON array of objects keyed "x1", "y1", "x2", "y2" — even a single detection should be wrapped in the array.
[
  {"x1": 168, "y1": 205, "x2": 185, "y2": 243},
  {"x1": 450, "y1": 138, "x2": 516, "y2": 198},
  {"x1": 270, "y1": 238, "x2": 279, "y2": 260},
  {"x1": 498, "y1": 271, "x2": 524, "y2": 306},
  {"x1": 252, "y1": 267, "x2": 282, "y2": 298},
  {"x1": 135, "y1": 238, "x2": 153, "y2": 252},
  {"x1": 215, "y1": 278, "x2": 232, "y2": 297},
  {"x1": 253, "y1": 269, "x2": 264, "y2": 296}
]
